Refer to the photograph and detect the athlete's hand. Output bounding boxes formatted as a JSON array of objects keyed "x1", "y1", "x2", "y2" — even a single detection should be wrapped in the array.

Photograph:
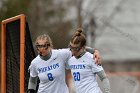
[
  {"x1": 93, "y1": 49, "x2": 101, "y2": 65},
  {"x1": 27, "y1": 89, "x2": 36, "y2": 93}
]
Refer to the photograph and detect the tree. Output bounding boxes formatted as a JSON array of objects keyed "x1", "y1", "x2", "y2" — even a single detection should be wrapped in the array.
[{"x1": 27, "y1": 0, "x2": 72, "y2": 48}]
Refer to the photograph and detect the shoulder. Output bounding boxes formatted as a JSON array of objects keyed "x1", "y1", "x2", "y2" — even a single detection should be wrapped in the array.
[
  {"x1": 67, "y1": 56, "x2": 75, "y2": 65},
  {"x1": 51, "y1": 49, "x2": 70, "y2": 58},
  {"x1": 52, "y1": 48, "x2": 70, "y2": 54},
  {"x1": 83, "y1": 52, "x2": 93, "y2": 60},
  {"x1": 51, "y1": 49, "x2": 63, "y2": 57},
  {"x1": 53, "y1": 48, "x2": 72, "y2": 59},
  {"x1": 29, "y1": 55, "x2": 41, "y2": 70},
  {"x1": 57, "y1": 48, "x2": 71, "y2": 54},
  {"x1": 82, "y1": 52, "x2": 96, "y2": 64},
  {"x1": 31, "y1": 55, "x2": 41, "y2": 65},
  {"x1": 68, "y1": 56, "x2": 75, "y2": 61}
]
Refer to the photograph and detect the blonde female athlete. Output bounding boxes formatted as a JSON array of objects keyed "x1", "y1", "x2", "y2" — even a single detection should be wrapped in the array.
[
  {"x1": 27, "y1": 34, "x2": 101, "y2": 93},
  {"x1": 66, "y1": 28, "x2": 111, "y2": 93}
]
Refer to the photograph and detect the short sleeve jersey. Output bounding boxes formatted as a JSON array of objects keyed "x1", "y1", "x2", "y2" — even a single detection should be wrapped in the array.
[
  {"x1": 67, "y1": 52, "x2": 103, "y2": 93},
  {"x1": 29, "y1": 49, "x2": 71, "y2": 93}
]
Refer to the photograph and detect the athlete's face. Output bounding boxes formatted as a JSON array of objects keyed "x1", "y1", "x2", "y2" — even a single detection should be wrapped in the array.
[
  {"x1": 69, "y1": 43, "x2": 84, "y2": 57},
  {"x1": 36, "y1": 39, "x2": 51, "y2": 56}
]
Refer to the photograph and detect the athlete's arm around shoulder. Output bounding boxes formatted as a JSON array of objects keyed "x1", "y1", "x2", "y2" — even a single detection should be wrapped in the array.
[
  {"x1": 86, "y1": 47, "x2": 101, "y2": 65},
  {"x1": 57, "y1": 48, "x2": 72, "y2": 62}
]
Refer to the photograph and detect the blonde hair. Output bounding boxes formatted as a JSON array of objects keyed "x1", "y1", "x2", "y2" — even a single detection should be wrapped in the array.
[{"x1": 35, "y1": 34, "x2": 53, "y2": 47}]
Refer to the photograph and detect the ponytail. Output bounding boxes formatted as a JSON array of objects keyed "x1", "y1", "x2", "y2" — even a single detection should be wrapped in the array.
[
  {"x1": 70, "y1": 28, "x2": 86, "y2": 47},
  {"x1": 74, "y1": 28, "x2": 83, "y2": 37}
]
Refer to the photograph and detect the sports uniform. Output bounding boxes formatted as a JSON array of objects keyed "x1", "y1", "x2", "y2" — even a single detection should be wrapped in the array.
[
  {"x1": 67, "y1": 52, "x2": 103, "y2": 93},
  {"x1": 29, "y1": 49, "x2": 71, "y2": 93},
  {"x1": 28, "y1": 33, "x2": 102, "y2": 93}
]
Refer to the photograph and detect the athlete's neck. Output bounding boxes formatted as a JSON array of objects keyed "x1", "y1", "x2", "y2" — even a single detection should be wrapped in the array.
[
  {"x1": 75, "y1": 51, "x2": 86, "y2": 59},
  {"x1": 40, "y1": 52, "x2": 52, "y2": 61}
]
